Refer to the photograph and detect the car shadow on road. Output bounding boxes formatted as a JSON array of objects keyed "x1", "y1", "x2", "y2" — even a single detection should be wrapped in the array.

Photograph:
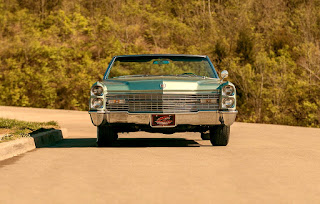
[
  {"x1": 48, "y1": 138, "x2": 201, "y2": 148},
  {"x1": 115, "y1": 138, "x2": 200, "y2": 147}
]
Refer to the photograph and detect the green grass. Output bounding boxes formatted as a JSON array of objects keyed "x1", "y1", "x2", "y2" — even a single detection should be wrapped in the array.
[{"x1": 0, "y1": 118, "x2": 59, "y2": 143}]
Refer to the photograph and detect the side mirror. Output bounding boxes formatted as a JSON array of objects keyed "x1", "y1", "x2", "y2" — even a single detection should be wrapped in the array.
[{"x1": 221, "y1": 70, "x2": 228, "y2": 81}]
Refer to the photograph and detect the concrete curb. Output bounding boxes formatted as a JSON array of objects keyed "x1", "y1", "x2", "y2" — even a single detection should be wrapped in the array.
[
  {"x1": 0, "y1": 128, "x2": 66, "y2": 161},
  {"x1": 31, "y1": 129, "x2": 64, "y2": 148}
]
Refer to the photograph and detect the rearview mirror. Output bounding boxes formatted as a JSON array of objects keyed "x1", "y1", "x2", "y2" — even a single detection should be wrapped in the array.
[{"x1": 221, "y1": 70, "x2": 228, "y2": 81}]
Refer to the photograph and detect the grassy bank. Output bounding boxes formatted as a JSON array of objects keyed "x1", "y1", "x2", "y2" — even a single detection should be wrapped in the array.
[{"x1": 0, "y1": 118, "x2": 59, "y2": 143}]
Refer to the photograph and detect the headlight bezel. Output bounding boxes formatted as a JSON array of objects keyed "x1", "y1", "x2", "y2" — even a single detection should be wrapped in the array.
[{"x1": 91, "y1": 85, "x2": 104, "y2": 96}]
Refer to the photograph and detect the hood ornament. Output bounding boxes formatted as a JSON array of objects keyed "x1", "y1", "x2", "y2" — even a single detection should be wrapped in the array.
[{"x1": 160, "y1": 83, "x2": 166, "y2": 89}]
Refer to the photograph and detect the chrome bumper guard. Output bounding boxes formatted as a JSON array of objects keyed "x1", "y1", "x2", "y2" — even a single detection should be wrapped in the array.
[{"x1": 89, "y1": 111, "x2": 238, "y2": 127}]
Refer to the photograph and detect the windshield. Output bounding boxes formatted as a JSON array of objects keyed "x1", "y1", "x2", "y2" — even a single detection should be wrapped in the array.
[{"x1": 106, "y1": 56, "x2": 217, "y2": 79}]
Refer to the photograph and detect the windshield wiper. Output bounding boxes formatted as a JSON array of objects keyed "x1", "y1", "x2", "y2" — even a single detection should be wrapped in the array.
[
  {"x1": 114, "y1": 75, "x2": 155, "y2": 78},
  {"x1": 176, "y1": 73, "x2": 203, "y2": 77}
]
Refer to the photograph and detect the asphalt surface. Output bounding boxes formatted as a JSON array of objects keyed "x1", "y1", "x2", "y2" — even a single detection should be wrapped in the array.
[{"x1": 0, "y1": 106, "x2": 319, "y2": 204}]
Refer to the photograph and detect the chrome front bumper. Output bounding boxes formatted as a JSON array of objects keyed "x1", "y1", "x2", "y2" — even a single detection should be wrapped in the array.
[{"x1": 89, "y1": 111, "x2": 238, "y2": 127}]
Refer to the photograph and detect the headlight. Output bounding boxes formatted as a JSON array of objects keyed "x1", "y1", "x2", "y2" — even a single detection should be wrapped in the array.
[
  {"x1": 222, "y1": 97, "x2": 235, "y2": 108},
  {"x1": 91, "y1": 98, "x2": 103, "y2": 109},
  {"x1": 91, "y1": 86, "x2": 103, "y2": 96},
  {"x1": 222, "y1": 85, "x2": 235, "y2": 96}
]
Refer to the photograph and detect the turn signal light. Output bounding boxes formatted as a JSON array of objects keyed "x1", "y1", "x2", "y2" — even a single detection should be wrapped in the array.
[
  {"x1": 200, "y1": 99, "x2": 217, "y2": 104},
  {"x1": 107, "y1": 99, "x2": 126, "y2": 104}
]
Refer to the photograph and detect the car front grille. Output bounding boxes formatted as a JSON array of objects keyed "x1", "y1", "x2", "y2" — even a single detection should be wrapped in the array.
[{"x1": 106, "y1": 92, "x2": 220, "y2": 113}]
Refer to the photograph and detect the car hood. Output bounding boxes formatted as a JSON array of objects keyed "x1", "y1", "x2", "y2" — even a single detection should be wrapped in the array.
[{"x1": 101, "y1": 76, "x2": 221, "y2": 94}]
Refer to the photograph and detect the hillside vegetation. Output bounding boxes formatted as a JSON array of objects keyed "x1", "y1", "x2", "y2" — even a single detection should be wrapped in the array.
[{"x1": 0, "y1": 0, "x2": 319, "y2": 127}]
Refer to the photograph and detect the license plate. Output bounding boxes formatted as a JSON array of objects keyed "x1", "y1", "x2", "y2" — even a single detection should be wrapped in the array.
[{"x1": 151, "y1": 114, "x2": 175, "y2": 127}]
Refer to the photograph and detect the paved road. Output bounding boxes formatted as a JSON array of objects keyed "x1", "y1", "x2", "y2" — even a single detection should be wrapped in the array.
[{"x1": 0, "y1": 106, "x2": 319, "y2": 204}]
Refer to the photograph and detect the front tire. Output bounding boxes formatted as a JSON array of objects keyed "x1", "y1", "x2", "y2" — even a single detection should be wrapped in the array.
[
  {"x1": 201, "y1": 132, "x2": 210, "y2": 140},
  {"x1": 97, "y1": 125, "x2": 118, "y2": 147},
  {"x1": 209, "y1": 125, "x2": 230, "y2": 146}
]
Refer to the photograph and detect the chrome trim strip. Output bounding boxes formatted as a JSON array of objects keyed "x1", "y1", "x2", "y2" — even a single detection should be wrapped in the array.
[
  {"x1": 89, "y1": 111, "x2": 238, "y2": 126},
  {"x1": 105, "y1": 89, "x2": 220, "y2": 93},
  {"x1": 89, "y1": 110, "x2": 105, "y2": 113}
]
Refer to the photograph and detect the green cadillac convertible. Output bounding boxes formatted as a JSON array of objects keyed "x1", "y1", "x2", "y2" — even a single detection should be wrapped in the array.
[{"x1": 89, "y1": 54, "x2": 237, "y2": 146}]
